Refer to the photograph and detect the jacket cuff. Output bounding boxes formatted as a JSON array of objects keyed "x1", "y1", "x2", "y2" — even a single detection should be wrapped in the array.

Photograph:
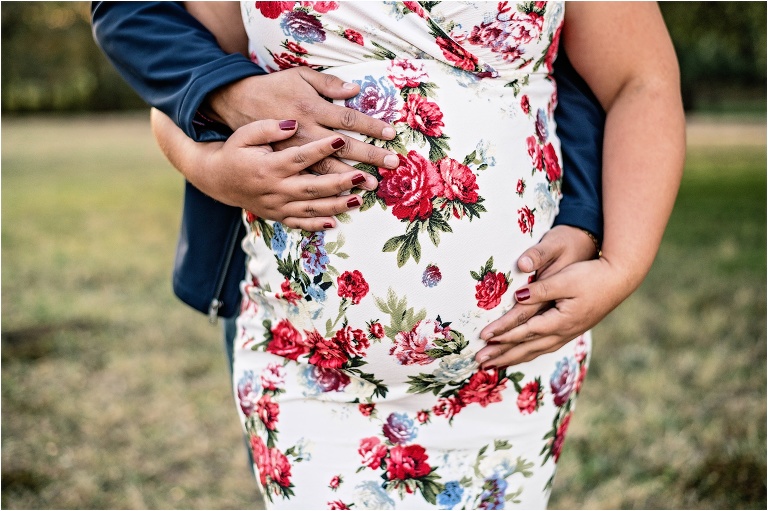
[
  {"x1": 178, "y1": 55, "x2": 266, "y2": 142},
  {"x1": 552, "y1": 201, "x2": 604, "y2": 241}
]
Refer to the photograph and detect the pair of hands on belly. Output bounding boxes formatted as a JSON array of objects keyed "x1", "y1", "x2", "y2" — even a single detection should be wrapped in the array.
[{"x1": 176, "y1": 67, "x2": 612, "y2": 366}]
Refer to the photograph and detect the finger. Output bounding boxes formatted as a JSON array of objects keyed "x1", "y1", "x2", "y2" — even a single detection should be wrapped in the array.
[
  {"x1": 279, "y1": 170, "x2": 378, "y2": 202},
  {"x1": 477, "y1": 334, "x2": 567, "y2": 369},
  {"x1": 511, "y1": 268, "x2": 577, "y2": 307},
  {"x1": 517, "y1": 231, "x2": 563, "y2": 274},
  {"x1": 230, "y1": 118, "x2": 300, "y2": 148},
  {"x1": 281, "y1": 216, "x2": 338, "y2": 231},
  {"x1": 479, "y1": 301, "x2": 550, "y2": 341},
  {"x1": 312, "y1": 135, "x2": 400, "y2": 172},
  {"x1": 484, "y1": 307, "x2": 566, "y2": 345},
  {"x1": 299, "y1": 71, "x2": 396, "y2": 141},
  {"x1": 278, "y1": 193, "x2": 364, "y2": 219},
  {"x1": 268, "y1": 135, "x2": 353, "y2": 176},
  {"x1": 297, "y1": 67, "x2": 362, "y2": 100}
]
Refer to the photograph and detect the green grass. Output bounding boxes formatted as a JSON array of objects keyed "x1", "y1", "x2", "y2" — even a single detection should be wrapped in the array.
[{"x1": 2, "y1": 114, "x2": 765, "y2": 509}]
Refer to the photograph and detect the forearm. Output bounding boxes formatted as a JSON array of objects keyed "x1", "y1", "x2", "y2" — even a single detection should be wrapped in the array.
[{"x1": 600, "y1": 76, "x2": 685, "y2": 293}]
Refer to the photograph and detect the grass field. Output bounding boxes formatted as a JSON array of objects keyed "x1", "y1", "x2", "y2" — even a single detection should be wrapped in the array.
[{"x1": 2, "y1": 113, "x2": 765, "y2": 509}]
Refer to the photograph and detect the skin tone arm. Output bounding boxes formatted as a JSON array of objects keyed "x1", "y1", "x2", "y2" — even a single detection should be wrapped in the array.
[{"x1": 476, "y1": 1, "x2": 686, "y2": 369}]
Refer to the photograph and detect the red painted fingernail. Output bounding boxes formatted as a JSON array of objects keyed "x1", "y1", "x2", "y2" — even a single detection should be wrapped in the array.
[
  {"x1": 486, "y1": 340, "x2": 500, "y2": 345},
  {"x1": 515, "y1": 288, "x2": 531, "y2": 301},
  {"x1": 279, "y1": 120, "x2": 297, "y2": 130},
  {"x1": 323, "y1": 222, "x2": 333, "y2": 229},
  {"x1": 351, "y1": 173, "x2": 366, "y2": 186},
  {"x1": 331, "y1": 137, "x2": 345, "y2": 149},
  {"x1": 346, "y1": 196, "x2": 361, "y2": 208}
]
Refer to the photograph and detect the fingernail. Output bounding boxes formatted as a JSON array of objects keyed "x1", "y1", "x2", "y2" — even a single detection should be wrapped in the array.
[
  {"x1": 481, "y1": 331, "x2": 494, "y2": 341},
  {"x1": 383, "y1": 154, "x2": 399, "y2": 168},
  {"x1": 528, "y1": 273, "x2": 537, "y2": 284},
  {"x1": 342, "y1": 81, "x2": 357, "y2": 90},
  {"x1": 279, "y1": 119, "x2": 297, "y2": 130},
  {"x1": 515, "y1": 288, "x2": 531, "y2": 302},
  {"x1": 486, "y1": 340, "x2": 500, "y2": 345},
  {"x1": 351, "y1": 173, "x2": 366, "y2": 186},
  {"x1": 382, "y1": 126, "x2": 396, "y2": 139},
  {"x1": 331, "y1": 138, "x2": 345, "y2": 149},
  {"x1": 519, "y1": 256, "x2": 533, "y2": 271},
  {"x1": 346, "y1": 196, "x2": 361, "y2": 208},
  {"x1": 323, "y1": 222, "x2": 333, "y2": 229}
]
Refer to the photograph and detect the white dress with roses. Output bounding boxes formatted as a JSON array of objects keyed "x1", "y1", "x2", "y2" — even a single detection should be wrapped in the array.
[{"x1": 233, "y1": 2, "x2": 591, "y2": 509}]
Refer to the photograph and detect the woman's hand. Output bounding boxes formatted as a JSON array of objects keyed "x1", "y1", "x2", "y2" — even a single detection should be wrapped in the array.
[
  {"x1": 151, "y1": 109, "x2": 377, "y2": 231},
  {"x1": 476, "y1": 249, "x2": 632, "y2": 369}
]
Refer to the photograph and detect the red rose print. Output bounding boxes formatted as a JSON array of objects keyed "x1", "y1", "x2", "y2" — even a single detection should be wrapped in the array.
[
  {"x1": 432, "y1": 396, "x2": 464, "y2": 420},
  {"x1": 518, "y1": 206, "x2": 535, "y2": 235},
  {"x1": 542, "y1": 142, "x2": 561, "y2": 183},
  {"x1": 267, "y1": 447, "x2": 292, "y2": 488},
  {"x1": 385, "y1": 444, "x2": 431, "y2": 482},
  {"x1": 335, "y1": 325, "x2": 369, "y2": 357},
  {"x1": 310, "y1": 366, "x2": 351, "y2": 392},
  {"x1": 260, "y1": 363, "x2": 286, "y2": 391},
  {"x1": 343, "y1": 28, "x2": 364, "y2": 45},
  {"x1": 368, "y1": 321, "x2": 385, "y2": 339},
  {"x1": 436, "y1": 36, "x2": 478, "y2": 71},
  {"x1": 359, "y1": 403, "x2": 376, "y2": 416},
  {"x1": 328, "y1": 500, "x2": 349, "y2": 510},
  {"x1": 276, "y1": 279, "x2": 301, "y2": 305},
  {"x1": 267, "y1": 319, "x2": 308, "y2": 360},
  {"x1": 544, "y1": 25, "x2": 563, "y2": 73},
  {"x1": 527, "y1": 135, "x2": 543, "y2": 172},
  {"x1": 438, "y1": 157, "x2": 479, "y2": 204},
  {"x1": 416, "y1": 410, "x2": 431, "y2": 424},
  {"x1": 552, "y1": 413, "x2": 572, "y2": 462},
  {"x1": 475, "y1": 271, "x2": 509, "y2": 310},
  {"x1": 574, "y1": 335, "x2": 588, "y2": 363},
  {"x1": 377, "y1": 151, "x2": 443, "y2": 222},
  {"x1": 250, "y1": 435, "x2": 269, "y2": 486},
  {"x1": 329, "y1": 474, "x2": 342, "y2": 490},
  {"x1": 574, "y1": 364, "x2": 588, "y2": 394},
  {"x1": 398, "y1": 93, "x2": 445, "y2": 138},
  {"x1": 285, "y1": 41, "x2": 308, "y2": 55},
  {"x1": 390, "y1": 318, "x2": 449, "y2": 365},
  {"x1": 516, "y1": 178, "x2": 526, "y2": 197},
  {"x1": 272, "y1": 52, "x2": 309, "y2": 70},
  {"x1": 517, "y1": 380, "x2": 542, "y2": 414},
  {"x1": 256, "y1": 394, "x2": 280, "y2": 431},
  {"x1": 306, "y1": 330, "x2": 349, "y2": 369},
  {"x1": 337, "y1": 270, "x2": 369, "y2": 304},
  {"x1": 255, "y1": 1, "x2": 295, "y2": 19},
  {"x1": 457, "y1": 369, "x2": 507, "y2": 407},
  {"x1": 245, "y1": 210, "x2": 258, "y2": 224},
  {"x1": 520, "y1": 95, "x2": 531, "y2": 115},
  {"x1": 302, "y1": 1, "x2": 338, "y2": 13},
  {"x1": 359, "y1": 436, "x2": 388, "y2": 469},
  {"x1": 403, "y1": 1, "x2": 426, "y2": 18}
]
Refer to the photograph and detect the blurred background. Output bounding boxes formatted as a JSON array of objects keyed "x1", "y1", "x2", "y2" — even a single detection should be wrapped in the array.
[{"x1": 2, "y1": 1, "x2": 766, "y2": 509}]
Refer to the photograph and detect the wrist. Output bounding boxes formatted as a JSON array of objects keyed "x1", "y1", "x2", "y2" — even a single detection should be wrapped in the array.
[{"x1": 201, "y1": 75, "x2": 264, "y2": 130}]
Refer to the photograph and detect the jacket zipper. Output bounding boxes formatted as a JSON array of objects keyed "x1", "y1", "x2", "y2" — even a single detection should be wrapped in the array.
[{"x1": 208, "y1": 218, "x2": 241, "y2": 325}]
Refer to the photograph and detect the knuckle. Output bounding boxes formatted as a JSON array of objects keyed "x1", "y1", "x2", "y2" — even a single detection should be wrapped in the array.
[
  {"x1": 292, "y1": 150, "x2": 309, "y2": 166},
  {"x1": 515, "y1": 311, "x2": 528, "y2": 327},
  {"x1": 340, "y1": 109, "x2": 356, "y2": 130},
  {"x1": 313, "y1": 157, "x2": 334, "y2": 176},
  {"x1": 303, "y1": 205, "x2": 318, "y2": 217},
  {"x1": 367, "y1": 145, "x2": 380, "y2": 165},
  {"x1": 295, "y1": 98, "x2": 316, "y2": 116},
  {"x1": 305, "y1": 185, "x2": 321, "y2": 199}
]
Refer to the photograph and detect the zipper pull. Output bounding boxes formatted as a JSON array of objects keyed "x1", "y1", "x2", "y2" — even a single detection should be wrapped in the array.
[{"x1": 208, "y1": 298, "x2": 222, "y2": 325}]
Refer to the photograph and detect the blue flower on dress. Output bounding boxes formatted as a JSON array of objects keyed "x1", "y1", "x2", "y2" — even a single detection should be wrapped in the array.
[
  {"x1": 422, "y1": 264, "x2": 442, "y2": 287},
  {"x1": 437, "y1": 480, "x2": 465, "y2": 509},
  {"x1": 382, "y1": 412, "x2": 418, "y2": 445},
  {"x1": 300, "y1": 231, "x2": 330, "y2": 276},
  {"x1": 353, "y1": 481, "x2": 396, "y2": 509},
  {"x1": 306, "y1": 283, "x2": 327, "y2": 302},
  {"x1": 345, "y1": 75, "x2": 399, "y2": 123},
  {"x1": 478, "y1": 475, "x2": 508, "y2": 510},
  {"x1": 271, "y1": 222, "x2": 288, "y2": 259},
  {"x1": 280, "y1": 11, "x2": 326, "y2": 43}
]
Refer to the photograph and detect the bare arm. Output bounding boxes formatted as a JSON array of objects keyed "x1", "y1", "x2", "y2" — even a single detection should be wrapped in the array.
[{"x1": 477, "y1": 2, "x2": 685, "y2": 367}]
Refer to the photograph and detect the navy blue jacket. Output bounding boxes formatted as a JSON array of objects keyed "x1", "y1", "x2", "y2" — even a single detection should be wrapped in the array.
[{"x1": 91, "y1": 1, "x2": 604, "y2": 319}]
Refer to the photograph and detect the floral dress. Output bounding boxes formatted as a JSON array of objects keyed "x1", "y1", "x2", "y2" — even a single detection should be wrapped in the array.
[{"x1": 234, "y1": 2, "x2": 590, "y2": 509}]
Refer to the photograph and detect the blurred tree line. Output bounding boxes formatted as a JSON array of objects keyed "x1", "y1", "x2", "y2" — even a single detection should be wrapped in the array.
[{"x1": 2, "y1": 1, "x2": 766, "y2": 114}]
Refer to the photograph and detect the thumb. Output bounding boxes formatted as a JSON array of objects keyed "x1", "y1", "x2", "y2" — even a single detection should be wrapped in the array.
[
  {"x1": 518, "y1": 233, "x2": 561, "y2": 273},
  {"x1": 298, "y1": 67, "x2": 360, "y2": 99}
]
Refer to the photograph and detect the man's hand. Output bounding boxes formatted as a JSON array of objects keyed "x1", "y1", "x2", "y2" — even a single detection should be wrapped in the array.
[
  {"x1": 474, "y1": 226, "x2": 627, "y2": 368},
  {"x1": 204, "y1": 67, "x2": 400, "y2": 175}
]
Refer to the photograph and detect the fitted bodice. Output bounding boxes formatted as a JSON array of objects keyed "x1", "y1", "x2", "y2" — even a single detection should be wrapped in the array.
[{"x1": 242, "y1": 1, "x2": 564, "y2": 82}]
